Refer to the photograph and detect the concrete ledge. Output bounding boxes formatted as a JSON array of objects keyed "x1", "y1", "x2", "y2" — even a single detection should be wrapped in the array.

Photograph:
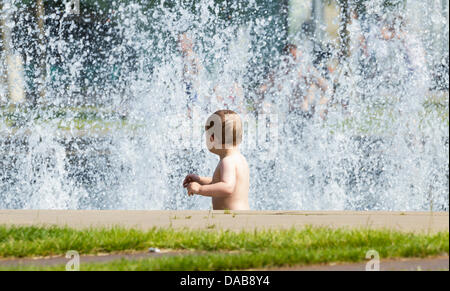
[{"x1": 0, "y1": 210, "x2": 448, "y2": 233}]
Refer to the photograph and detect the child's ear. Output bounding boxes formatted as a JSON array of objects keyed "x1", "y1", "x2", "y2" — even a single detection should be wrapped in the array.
[{"x1": 210, "y1": 134, "x2": 214, "y2": 142}]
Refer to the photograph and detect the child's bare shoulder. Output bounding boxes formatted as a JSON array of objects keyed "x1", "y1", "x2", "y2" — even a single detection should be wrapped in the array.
[
  {"x1": 218, "y1": 154, "x2": 234, "y2": 165},
  {"x1": 219, "y1": 155, "x2": 237, "y2": 167},
  {"x1": 222, "y1": 153, "x2": 247, "y2": 168}
]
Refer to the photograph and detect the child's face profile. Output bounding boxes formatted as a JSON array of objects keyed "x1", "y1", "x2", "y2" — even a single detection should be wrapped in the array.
[
  {"x1": 205, "y1": 113, "x2": 221, "y2": 152},
  {"x1": 206, "y1": 132, "x2": 215, "y2": 152}
]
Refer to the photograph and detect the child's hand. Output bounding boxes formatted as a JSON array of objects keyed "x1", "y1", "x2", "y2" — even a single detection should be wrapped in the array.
[
  {"x1": 183, "y1": 174, "x2": 200, "y2": 188},
  {"x1": 187, "y1": 182, "x2": 201, "y2": 196}
]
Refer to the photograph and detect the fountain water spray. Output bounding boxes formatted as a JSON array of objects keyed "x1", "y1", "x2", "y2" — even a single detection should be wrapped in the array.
[{"x1": 0, "y1": 0, "x2": 448, "y2": 210}]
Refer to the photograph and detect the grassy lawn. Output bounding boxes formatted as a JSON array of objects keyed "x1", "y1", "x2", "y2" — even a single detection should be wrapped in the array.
[
  {"x1": 328, "y1": 93, "x2": 449, "y2": 136},
  {"x1": 0, "y1": 105, "x2": 142, "y2": 133},
  {"x1": 0, "y1": 225, "x2": 448, "y2": 271},
  {"x1": 1, "y1": 92, "x2": 448, "y2": 136}
]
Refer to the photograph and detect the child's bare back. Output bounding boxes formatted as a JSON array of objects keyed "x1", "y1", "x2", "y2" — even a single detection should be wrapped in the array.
[
  {"x1": 211, "y1": 152, "x2": 249, "y2": 210},
  {"x1": 183, "y1": 110, "x2": 250, "y2": 210}
]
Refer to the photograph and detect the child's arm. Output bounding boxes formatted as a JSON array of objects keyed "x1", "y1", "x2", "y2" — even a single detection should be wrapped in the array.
[
  {"x1": 199, "y1": 176, "x2": 213, "y2": 185},
  {"x1": 187, "y1": 159, "x2": 236, "y2": 197},
  {"x1": 183, "y1": 174, "x2": 212, "y2": 187}
]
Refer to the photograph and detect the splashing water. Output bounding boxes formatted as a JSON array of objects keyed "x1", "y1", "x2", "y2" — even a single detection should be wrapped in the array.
[{"x1": 0, "y1": 0, "x2": 448, "y2": 210}]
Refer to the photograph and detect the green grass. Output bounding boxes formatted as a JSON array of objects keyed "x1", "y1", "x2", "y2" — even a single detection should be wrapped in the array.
[
  {"x1": 0, "y1": 104, "x2": 143, "y2": 133},
  {"x1": 0, "y1": 225, "x2": 448, "y2": 271},
  {"x1": 322, "y1": 92, "x2": 449, "y2": 136},
  {"x1": 2, "y1": 93, "x2": 448, "y2": 135}
]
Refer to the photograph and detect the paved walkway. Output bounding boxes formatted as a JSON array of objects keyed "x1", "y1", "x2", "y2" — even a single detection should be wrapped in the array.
[
  {"x1": 0, "y1": 210, "x2": 448, "y2": 233},
  {"x1": 0, "y1": 251, "x2": 447, "y2": 271},
  {"x1": 283, "y1": 256, "x2": 449, "y2": 271},
  {"x1": 0, "y1": 250, "x2": 192, "y2": 268}
]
